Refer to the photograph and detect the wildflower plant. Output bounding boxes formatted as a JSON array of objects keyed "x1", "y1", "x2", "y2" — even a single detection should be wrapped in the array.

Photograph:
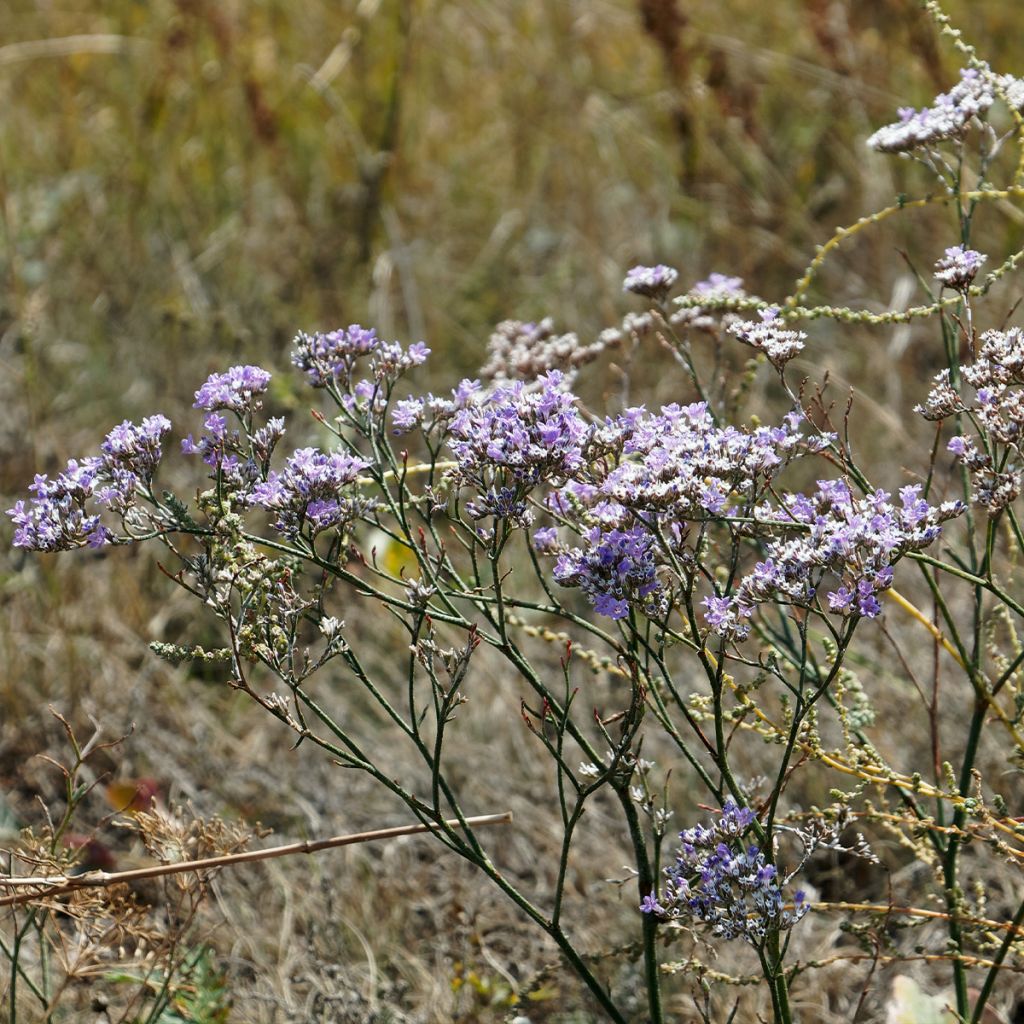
[{"x1": 11, "y1": 4, "x2": 1024, "y2": 1021}]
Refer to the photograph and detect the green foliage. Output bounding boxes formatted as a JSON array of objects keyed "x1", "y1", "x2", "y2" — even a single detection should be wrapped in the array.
[{"x1": 107, "y1": 946, "x2": 231, "y2": 1024}]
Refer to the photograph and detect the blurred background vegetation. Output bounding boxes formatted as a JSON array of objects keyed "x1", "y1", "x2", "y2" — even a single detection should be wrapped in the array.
[{"x1": 3, "y1": 1, "x2": 1024, "y2": 1020}]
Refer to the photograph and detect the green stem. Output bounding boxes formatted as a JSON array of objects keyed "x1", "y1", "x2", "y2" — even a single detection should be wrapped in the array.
[{"x1": 617, "y1": 787, "x2": 664, "y2": 1024}]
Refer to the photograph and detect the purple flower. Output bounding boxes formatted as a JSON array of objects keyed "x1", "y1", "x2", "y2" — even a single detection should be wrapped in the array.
[
  {"x1": 249, "y1": 447, "x2": 371, "y2": 537},
  {"x1": 575, "y1": 402, "x2": 823, "y2": 527},
  {"x1": 7, "y1": 415, "x2": 172, "y2": 551},
  {"x1": 181, "y1": 410, "x2": 285, "y2": 497},
  {"x1": 935, "y1": 245, "x2": 986, "y2": 291},
  {"x1": 533, "y1": 526, "x2": 559, "y2": 553},
  {"x1": 670, "y1": 273, "x2": 748, "y2": 332},
  {"x1": 644, "y1": 799, "x2": 809, "y2": 946},
  {"x1": 701, "y1": 595, "x2": 752, "y2": 641},
  {"x1": 193, "y1": 365, "x2": 272, "y2": 412},
  {"x1": 464, "y1": 486, "x2": 531, "y2": 528},
  {"x1": 866, "y1": 66, "x2": 1020, "y2": 153},
  {"x1": 550, "y1": 525, "x2": 665, "y2": 620},
  {"x1": 721, "y1": 480, "x2": 963, "y2": 628},
  {"x1": 930, "y1": 328, "x2": 1024, "y2": 510},
  {"x1": 623, "y1": 264, "x2": 679, "y2": 300},
  {"x1": 292, "y1": 325, "x2": 379, "y2": 388},
  {"x1": 392, "y1": 398, "x2": 426, "y2": 434},
  {"x1": 292, "y1": 325, "x2": 429, "y2": 392},
  {"x1": 447, "y1": 371, "x2": 589, "y2": 520},
  {"x1": 693, "y1": 273, "x2": 745, "y2": 298}
]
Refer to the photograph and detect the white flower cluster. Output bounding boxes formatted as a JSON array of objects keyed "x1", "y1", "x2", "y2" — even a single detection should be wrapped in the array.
[{"x1": 728, "y1": 307, "x2": 806, "y2": 368}]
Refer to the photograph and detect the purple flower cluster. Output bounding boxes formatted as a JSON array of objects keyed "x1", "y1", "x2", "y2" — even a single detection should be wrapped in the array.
[
  {"x1": 292, "y1": 325, "x2": 379, "y2": 388},
  {"x1": 704, "y1": 481, "x2": 963, "y2": 637},
  {"x1": 193, "y1": 365, "x2": 272, "y2": 413},
  {"x1": 8, "y1": 415, "x2": 172, "y2": 551},
  {"x1": 922, "y1": 327, "x2": 1024, "y2": 510},
  {"x1": 623, "y1": 264, "x2": 679, "y2": 301},
  {"x1": 591, "y1": 404, "x2": 821, "y2": 523},
  {"x1": 248, "y1": 447, "x2": 371, "y2": 537},
  {"x1": 292, "y1": 324, "x2": 429, "y2": 394},
  {"x1": 390, "y1": 379, "x2": 481, "y2": 437},
  {"x1": 934, "y1": 246, "x2": 987, "y2": 291},
  {"x1": 182, "y1": 413, "x2": 286, "y2": 495},
  {"x1": 552, "y1": 526, "x2": 665, "y2": 620},
  {"x1": 642, "y1": 799, "x2": 809, "y2": 946},
  {"x1": 533, "y1": 405, "x2": 828, "y2": 620},
  {"x1": 447, "y1": 371, "x2": 588, "y2": 526},
  {"x1": 866, "y1": 66, "x2": 1020, "y2": 154},
  {"x1": 692, "y1": 273, "x2": 745, "y2": 300},
  {"x1": 728, "y1": 307, "x2": 806, "y2": 369}
]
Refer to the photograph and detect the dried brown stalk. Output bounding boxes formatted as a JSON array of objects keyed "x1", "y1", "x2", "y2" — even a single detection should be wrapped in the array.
[{"x1": 0, "y1": 811, "x2": 512, "y2": 908}]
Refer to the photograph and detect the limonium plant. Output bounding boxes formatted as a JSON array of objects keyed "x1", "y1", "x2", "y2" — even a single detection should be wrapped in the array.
[{"x1": 11, "y1": 6, "x2": 1024, "y2": 1021}]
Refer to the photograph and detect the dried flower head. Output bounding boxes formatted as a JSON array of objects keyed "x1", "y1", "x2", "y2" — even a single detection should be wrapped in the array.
[{"x1": 480, "y1": 318, "x2": 615, "y2": 385}]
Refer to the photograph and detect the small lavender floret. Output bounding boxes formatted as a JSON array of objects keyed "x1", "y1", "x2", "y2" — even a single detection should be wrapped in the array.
[
  {"x1": 193, "y1": 365, "x2": 272, "y2": 412},
  {"x1": 934, "y1": 245, "x2": 987, "y2": 291},
  {"x1": 623, "y1": 264, "x2": 679, "y2": 301},
  {"x1": 643, "y1": 799, "x2": 809, "y2": 946}
]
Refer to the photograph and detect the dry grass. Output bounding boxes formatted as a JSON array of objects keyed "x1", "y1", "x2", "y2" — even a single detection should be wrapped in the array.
[{"x1": 4, "y1": 1, "x2": 1024, "y2": 1021}]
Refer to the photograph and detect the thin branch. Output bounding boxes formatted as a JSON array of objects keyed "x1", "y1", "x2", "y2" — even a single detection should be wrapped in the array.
[{"x1": 0, "y1": 812, "x2": 512, "y2": 907}]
